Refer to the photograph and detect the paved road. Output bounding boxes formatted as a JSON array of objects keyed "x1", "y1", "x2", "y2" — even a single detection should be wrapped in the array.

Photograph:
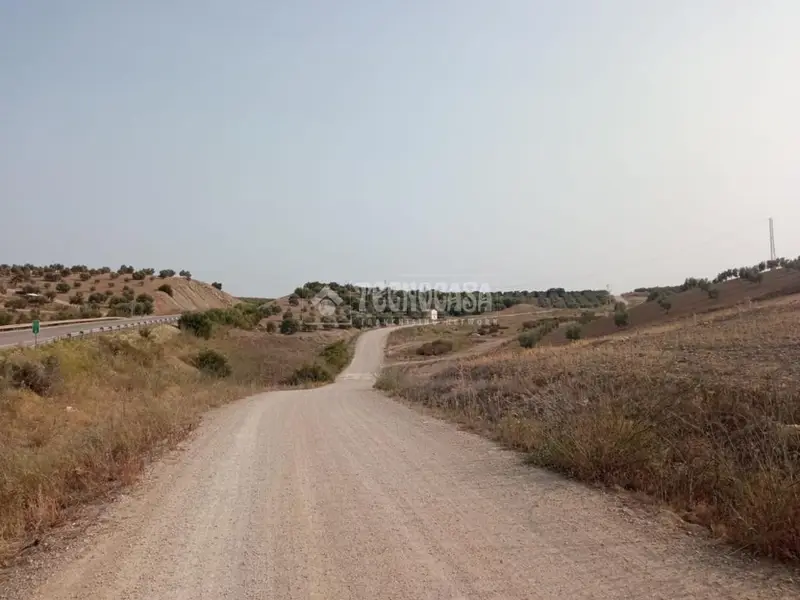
[
  {"x1": 19, "y1": 328, "x2": 794, "y2": 599},
  {"x1": 0, "y1": 315, "x2": 179, "y2": 348}
]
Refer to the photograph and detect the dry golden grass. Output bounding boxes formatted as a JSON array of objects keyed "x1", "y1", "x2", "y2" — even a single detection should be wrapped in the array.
[
  {"x1": 0, "y1": 325, "x2": 343, "y2": 562},
  {"x1": 377, "y1": 300, "x2": 800, "y2": 561}
]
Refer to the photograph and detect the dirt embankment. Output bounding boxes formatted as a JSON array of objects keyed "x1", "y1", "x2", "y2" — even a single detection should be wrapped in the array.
[
  {"x1": 1, "y1": 270, "x2": 239, "y2": 320},
  {"x1": 152, "y1": 279, "x2": 238, "y2": 314}
]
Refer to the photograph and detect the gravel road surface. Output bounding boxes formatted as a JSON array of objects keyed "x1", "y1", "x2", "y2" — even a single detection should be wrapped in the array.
[{"x1": 16, "y1": 328, "x2": 796, "y2": 599}]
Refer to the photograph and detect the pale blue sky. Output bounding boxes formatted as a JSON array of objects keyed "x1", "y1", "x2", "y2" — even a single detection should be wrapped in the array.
[{"x1": 2, "y1": 1, "x2": 799, "y2": 297}]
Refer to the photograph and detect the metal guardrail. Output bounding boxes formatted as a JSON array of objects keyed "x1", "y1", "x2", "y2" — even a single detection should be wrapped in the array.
[
  {"x1": 34, "y1": 316, "x2": 182, "y2": 347},
  {"x1": 0, "y1": 316, "x2": 126, "y2": 333}
]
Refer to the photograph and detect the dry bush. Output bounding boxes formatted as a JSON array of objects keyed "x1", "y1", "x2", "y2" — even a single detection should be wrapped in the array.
[
  {"x1": 380, "y1": 302, "x2": 800, "y2": 561},
  {"x1": 416, "y1": 339, "x2": 454, "y2": 356},
  {"x1": 0, "y1": 326, "x2": 349, "y2": 562}
]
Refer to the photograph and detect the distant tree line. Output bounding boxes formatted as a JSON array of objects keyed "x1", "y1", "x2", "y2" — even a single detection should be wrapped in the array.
[
  {"x1": 0, "y1": 263, "x2": 200, "y2": 286},
  {"x1": 284, "y1": 281, "x2": 611, "y2": 330}
]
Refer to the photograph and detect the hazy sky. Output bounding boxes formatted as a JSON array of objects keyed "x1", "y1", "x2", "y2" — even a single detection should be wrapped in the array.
[{"x1": 2, "y1": 1, "x2": 799, "y2": 297}]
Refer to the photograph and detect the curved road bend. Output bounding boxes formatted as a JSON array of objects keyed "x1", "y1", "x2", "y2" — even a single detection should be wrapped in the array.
[{"x1": 19, "y1": 328, "x2": 794, "y2": 599}]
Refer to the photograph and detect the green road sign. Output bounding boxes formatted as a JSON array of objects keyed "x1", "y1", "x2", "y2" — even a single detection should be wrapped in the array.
[{"x1": 32, "y1": 320, "x2": 40, "y2": 335}]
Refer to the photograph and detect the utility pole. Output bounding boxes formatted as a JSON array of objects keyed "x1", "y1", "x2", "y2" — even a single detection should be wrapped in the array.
[{"x1": 769, "y1": 217, "x2": 776, "y2": 261}]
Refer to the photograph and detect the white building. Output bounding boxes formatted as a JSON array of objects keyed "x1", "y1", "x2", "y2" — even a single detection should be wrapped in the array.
[{"x1": 425, "y1": 309, "x2": 438, "y2": 321}]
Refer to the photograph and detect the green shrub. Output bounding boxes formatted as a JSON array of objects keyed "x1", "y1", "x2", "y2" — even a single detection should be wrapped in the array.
[
  {"x1": 4, "y1": 355, "x2": 61, "y2": 396},
  {"x1": 132, "y1": 271, "x2": 146, "y2": 281},
  {"x1": 44, "y1": 290, "x2": 57, "y2": 301},
  {"x1": 614, "y1": 310, "x2": 629, "y2": 327},
  {"x1": 192, "y1": 349, "x2": 231, "y2": 377},
  {"x1": 15, "y1": 311, "x2": 32, "y2": 324},
  {"x1": 211, "y1": 282, "x2": 222, "y2": 290},
  {"x1": 477, "y1": 323, "x2": 500, "y2": 335},
  {"x1": 320, "y1": 340, "x2": 350, "y2": 371},
  {"x1": 157, "y1": 284, "x2": 173, "y2": 297},
  {"x1": 79, "y1": 272, "x2": 91, "y2": 281},
  {"x1": 746, "y1": 270, "x2": 764, "y2": 284},
  {"x1": 518, "y1": 318, "x2": 560, "y2": 348},
  {"x1": 108, "y1": 305, "x2": 131, "y2": 317},
  {"x1": 88, "y1": 292, "x2": 106, "y2": 304},
  {"x1": 136, "y1": 293, "x2": 154, "y2": 304},
  {"x1": 55, "y1": 282, "x2": 70, "y2": 293},
  {"x1": 5, "y1": 297, "x2": 28, "y2": 310},
  {"x1": 565, "y1": 324, "x2": 582, "y2": 340},
  {"x1": 708, "y1": 287, "x2": 720, "y2": 300},
  {"x1": 69, "y1": 292, "x2": 85, "y2": 305},
  {"x1": 518, "y1": 331, "x2": 538, "y2": 348},
  {"x1": 198, "y1": 307, "x2": 260, "y2": 330},
  {"x1": 79, "y1": 305, "x2": 103, "y2": 318},
  {"x1": 416, "y1": 339, "x2": 454, "y2": 356},
  {"x1": 0, "y1": 311, "x2": 12, "y2": 326},
  {"x1": 72, "y1": 281, "x2": 82, "y2": 289},
  {"x1": 658, "y1": 297, "x2": 672, "y2": 313},
  {"x1": 283, "y1": 363, "x2": 332, "y2": 385},
  {"x1": 135, "y1": 301, "x2": 154, "y2": 315},
  {"x1": 178, "y1": 312, "x2": 213, "y2": 339},
  {"x1": 265, "y1": 321, "x2": 277, "y2": 333},
  {"x1": 280, "y1": 318, "x2": 299, "y2": 334},
  {"x1": 159, "y1": 269, "x2": 175, "y2": 278}
]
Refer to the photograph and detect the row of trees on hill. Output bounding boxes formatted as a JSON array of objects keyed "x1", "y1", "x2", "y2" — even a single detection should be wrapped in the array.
[
  {"x1": 491, "y1": 288, "x2": 610, "y2": 309},
  {"x1": 636, "y1": 255, "x2": 800, "y2": 305},
  {"x1": 0, "y1": 264, "x2": 203, "y2": 285}
]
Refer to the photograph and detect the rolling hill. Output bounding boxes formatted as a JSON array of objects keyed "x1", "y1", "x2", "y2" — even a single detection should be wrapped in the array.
[{"x1": 0, "y1": 264, "x2": 238, "y2": 325}]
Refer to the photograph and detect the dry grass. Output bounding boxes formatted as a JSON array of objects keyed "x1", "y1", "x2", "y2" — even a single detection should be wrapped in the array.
[
  {"x1": 377, "y1": 299, "x2": 800, "y2": 561},
  {"x1": 0, "y1": 325, "x2": 344, "y2": 562}
]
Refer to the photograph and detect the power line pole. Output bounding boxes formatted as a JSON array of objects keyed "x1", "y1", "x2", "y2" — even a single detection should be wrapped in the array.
[{"x1": 769, "y1": 217, "x2": 776, "y2": 261}]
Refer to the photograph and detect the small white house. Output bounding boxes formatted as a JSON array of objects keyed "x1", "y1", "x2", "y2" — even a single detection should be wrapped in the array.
[{"x1": 424, "y1": 309, "x2": 438, "y2": 321}]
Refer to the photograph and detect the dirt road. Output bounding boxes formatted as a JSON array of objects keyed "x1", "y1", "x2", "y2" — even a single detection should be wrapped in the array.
[{"x1": 15, "y1": 328, "x2": 795, "y2": 599}]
